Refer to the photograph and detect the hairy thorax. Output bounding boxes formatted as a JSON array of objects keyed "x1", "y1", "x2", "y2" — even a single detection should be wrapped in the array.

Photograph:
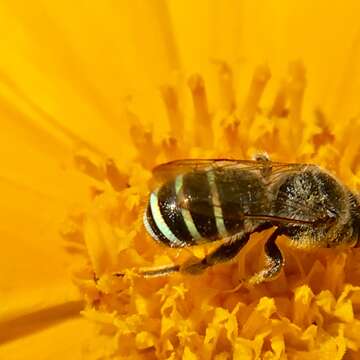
[{"x1": 271, "y1": 165, "x2": 356, "y2": 249}]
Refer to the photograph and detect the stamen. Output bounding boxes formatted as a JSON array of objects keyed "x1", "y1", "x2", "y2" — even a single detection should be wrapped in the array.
[
  {"x1": 288, "y1": 61, "x2": 306, "y2": 126},
  {"x1": 223, "y1": 114, "x2": 241, "y2": 152},
  {"x1": 161, "y1": 85, "x2": 184, "y2": 139},
  {"x1": 214, "y1": 61, "x2": 236, "y2": 113},
  {"x1": 73, "y1": 150, "x2": 105, "y2": 181},
  {"x1": 269, "y1": 81, "x2": 288, "y2": 118},
  {"x1": 241, "y1": 64, "x2": 271, "y2": 127},
  {"x1": 313, "y1": 109, "x2": 335, "y2": 150},
  {"x1": 161, "y1": 136, "x2": 182, "y2": 160},
  {"x1": 105, "y1": 159, "x2": 129, "y2": 191},
  {"x1": 128, "y1": 110, "x2": 159, "y2": 168},
  {"x1": 188, "y1": 74, "x2": 213, "y2": 148}
]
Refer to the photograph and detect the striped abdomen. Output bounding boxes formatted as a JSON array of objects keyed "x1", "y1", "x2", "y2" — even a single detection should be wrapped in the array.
[{"x1": 143, "y1": 169, "x2": 268, "y2": 247}]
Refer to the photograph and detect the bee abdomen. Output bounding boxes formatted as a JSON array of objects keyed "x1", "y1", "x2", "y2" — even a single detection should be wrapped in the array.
[
  {"x1": 182, "y1": 172, "x2": 220, "y2": 241},
  {"x1": 143, "y1": 179, "x2": 195, "y2": 247},
  {"x1": 144, "y1": 171, "x2": 223, "y2": 247}
]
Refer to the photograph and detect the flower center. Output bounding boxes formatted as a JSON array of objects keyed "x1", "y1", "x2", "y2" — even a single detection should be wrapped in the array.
[{"x1": 60, "y1": 62, "x2": 360, "y2": 358}]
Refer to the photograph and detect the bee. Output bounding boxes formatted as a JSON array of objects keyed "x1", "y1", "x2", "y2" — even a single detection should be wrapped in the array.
[{"x1": 136, "y1": 155, "x2": 360, "y2": 284}]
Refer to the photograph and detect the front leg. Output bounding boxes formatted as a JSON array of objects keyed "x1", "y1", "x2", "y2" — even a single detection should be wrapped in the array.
[{"x1": 248, "y1": 227, "x2": 284, "y2": 284}]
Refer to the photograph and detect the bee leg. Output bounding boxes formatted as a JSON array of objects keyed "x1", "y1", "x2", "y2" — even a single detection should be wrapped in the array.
[
  {"x1": 113, "y1": 264, "x2": 180, "y2": 278},
  {"x1": 248, "y1": 228, "x2": 283, "y2": 284},
  {"x1": 180, "y1": 232, "x2": 250, "y2": 275},
  {"x1": 137, "y1": 265, "x2": 180, "y2": 277},
  {"x1": 113, "y1": 233, "x2": 249, "y2": 278}
]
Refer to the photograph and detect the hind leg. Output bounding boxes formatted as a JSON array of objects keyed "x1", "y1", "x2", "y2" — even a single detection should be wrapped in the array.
[
  {"x1": 180, "y1": 232, "x2": 250, "y2": 274},
  {"x1": 248, "y1": 228, "x2": 284, "y2": 284},
  {"x1": 114, "y1": 232, "x2": 250, "y2": 278}
]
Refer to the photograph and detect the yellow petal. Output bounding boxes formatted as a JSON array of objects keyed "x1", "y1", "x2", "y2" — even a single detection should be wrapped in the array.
[
  {"x1": 0, "y1": 316, "x2": 104, "y2": 360},
  {"x1": 2, "y1": 1, "x2": 360, "y2": 358}
]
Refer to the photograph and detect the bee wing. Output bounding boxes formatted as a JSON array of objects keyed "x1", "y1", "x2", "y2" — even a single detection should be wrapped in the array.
[
  {"x1": 177, "y1": 194, "x2": 316, "y2": 225},
  {"x1": 176, "y1": 179, "x2": 319, "y2": 226},
  {"x1": 149, "y1": 158, "x2": 255, "y2": 191},
  {"x1": 156, "y1": 159, "x2": 328, "y2": 226},
  {"x1": 153, "y1": 158, "x2": 307, "y2": 184}
]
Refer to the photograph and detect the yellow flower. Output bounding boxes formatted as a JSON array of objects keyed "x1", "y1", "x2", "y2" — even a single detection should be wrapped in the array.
[{"x1": 1, "y1": 1, "x2": 360, "y2": 359}]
